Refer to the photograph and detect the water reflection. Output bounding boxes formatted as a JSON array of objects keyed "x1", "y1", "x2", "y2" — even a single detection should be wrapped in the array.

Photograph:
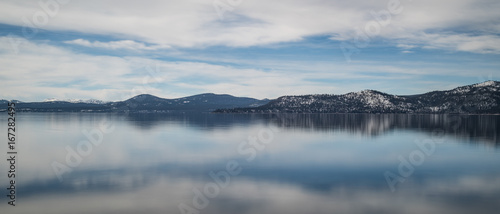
[
  {"x1": 5, "y1": 171, "x2": 500, "y2": 214},
  {"x1": 0, "y1": 113, "x2": 499, "y2": 214},
  {"x1": 124, "y1": 113, "x2": 499, "y2": 145}
]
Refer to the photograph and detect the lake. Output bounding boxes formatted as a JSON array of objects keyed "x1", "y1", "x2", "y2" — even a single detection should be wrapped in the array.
[{"x1": 1, "y1": 113, "x2": 499, "y2": 214}]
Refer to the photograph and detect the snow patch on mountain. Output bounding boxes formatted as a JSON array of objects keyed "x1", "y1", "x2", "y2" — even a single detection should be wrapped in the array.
[
  {"x1": 474, "y1": 80, "x2": 497, "y2": 87},
  {"x1": 43, "y1": 98, "x2": 109, "y2": 104}
]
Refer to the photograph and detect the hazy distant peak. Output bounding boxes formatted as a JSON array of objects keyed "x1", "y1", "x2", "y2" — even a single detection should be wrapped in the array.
[{"x1": 42, "y1": 98, "x2": 108, "y2": 104}]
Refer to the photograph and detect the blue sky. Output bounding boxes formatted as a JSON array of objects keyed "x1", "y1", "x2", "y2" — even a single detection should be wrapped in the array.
[{"x1": 0, "y1": 0, "x2": 499, "y2": 101}]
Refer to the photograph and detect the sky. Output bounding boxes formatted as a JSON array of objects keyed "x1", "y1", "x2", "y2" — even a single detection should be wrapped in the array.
[{"x1": 0, "y1": 0, "x2": 499, "y2": 101}]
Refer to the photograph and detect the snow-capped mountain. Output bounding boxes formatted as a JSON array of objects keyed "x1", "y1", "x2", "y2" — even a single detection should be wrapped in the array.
[
  {"x1": 216, "y1": 81, "x2": 500, "y2": 114},
  {"x1": 43, "y1": 98, "x2": 109, "y2": 104},
  {"x1": 5, "y1": 81, "x2": 500, "y2": 114},
  {"x1": 9, "y1": 93, "x2": 269, "y2": 112},
  {"x1": 109, "y1": 93, "x2": 269, "y2": 112}
]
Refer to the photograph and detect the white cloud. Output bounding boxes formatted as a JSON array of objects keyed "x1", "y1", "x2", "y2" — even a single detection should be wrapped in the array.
[
  {"x1": 0, "y1": 36, "x2": 498, "y2": 102},
  {"x1": 0, "y1": 0, "x2": 498, "y2": 53},
  {"x1": 395, "y1": 33, "x2": 500, "y2": 54},
  {"x1": 397, "y1": 44, "x2": 417, "y2": 50},
  {"x1": 0, "y1": 36, "x2": 334, "y2": 101},
  {"x1": 434, "y1": 34, "x2": 500, "y2": 54},
  {"x1": 64, "y1": 39, "x2": 170, "y2": 50},
  {"x1": 0, "y1": 36, "x2": 419, "y2": 101}
]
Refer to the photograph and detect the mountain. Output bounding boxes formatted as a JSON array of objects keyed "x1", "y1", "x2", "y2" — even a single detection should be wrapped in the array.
[
  {"x1": 43, "y1": 98, "x2": 108, "y2": 104},
  {"x1": 215, "y1": 81, "x2": 500, "y2": 114},
  {"x1": 108, "y1": 93, "x2": 269, "y2": 112},
  {"x1": 3, "y1": 81, "x2": 499, "y2": 114},
  {"x1": 0, "y1": 99, "x2": 22, "y2": 104},
  {"x1": 11, "y1": 101, "x2": 110, "y2": 112},
  {"x1": 7, "y1": 93, "x2": 269, "y2": 112}
]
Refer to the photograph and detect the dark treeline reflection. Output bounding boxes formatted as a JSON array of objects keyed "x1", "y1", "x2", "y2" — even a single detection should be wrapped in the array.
[{"x1": 124, "y1": 113, "x2": 499, "y2": 145}]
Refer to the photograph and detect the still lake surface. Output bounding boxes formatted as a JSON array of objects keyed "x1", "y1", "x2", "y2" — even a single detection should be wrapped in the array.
[{"x1": 1, "y1": 113, "x2": 499, "y2": 214}]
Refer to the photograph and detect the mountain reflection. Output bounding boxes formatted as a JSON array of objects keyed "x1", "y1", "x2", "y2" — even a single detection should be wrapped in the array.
[
  {"x1": 1, "y1": 113, "x2": 499, "y2": 214},
  {"x1": 124, "y1": 113, "x2": 499, "y2": 145}
]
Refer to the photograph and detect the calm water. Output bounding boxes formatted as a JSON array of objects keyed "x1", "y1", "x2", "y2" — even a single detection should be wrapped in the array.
[{"x1": 1, "y1": 113, "x2": 499, "y2": 214}]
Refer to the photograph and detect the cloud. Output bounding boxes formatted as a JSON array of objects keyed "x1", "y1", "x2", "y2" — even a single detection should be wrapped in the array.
[
  {"x1": 393, "y1": 33, "x2": 500, "y2": 54},
  {"x1": 0, "y1": 36, "x2": 340, "y2": 101},
  {"x1": 397, "y1": 44, "x2": 417, "y2": 50},
  {"x1": 426, "y1": 34, "x2": 500, "y2": 54},
  {"x1": 64, "y1": 39, "x2": 170, "y2": 50},
  {"x1": 1, "y1": 35, "x2": 498, "y2": 102},
  {"x1": 0, "y1": 0, "x2": 498, "y2": 53}
]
